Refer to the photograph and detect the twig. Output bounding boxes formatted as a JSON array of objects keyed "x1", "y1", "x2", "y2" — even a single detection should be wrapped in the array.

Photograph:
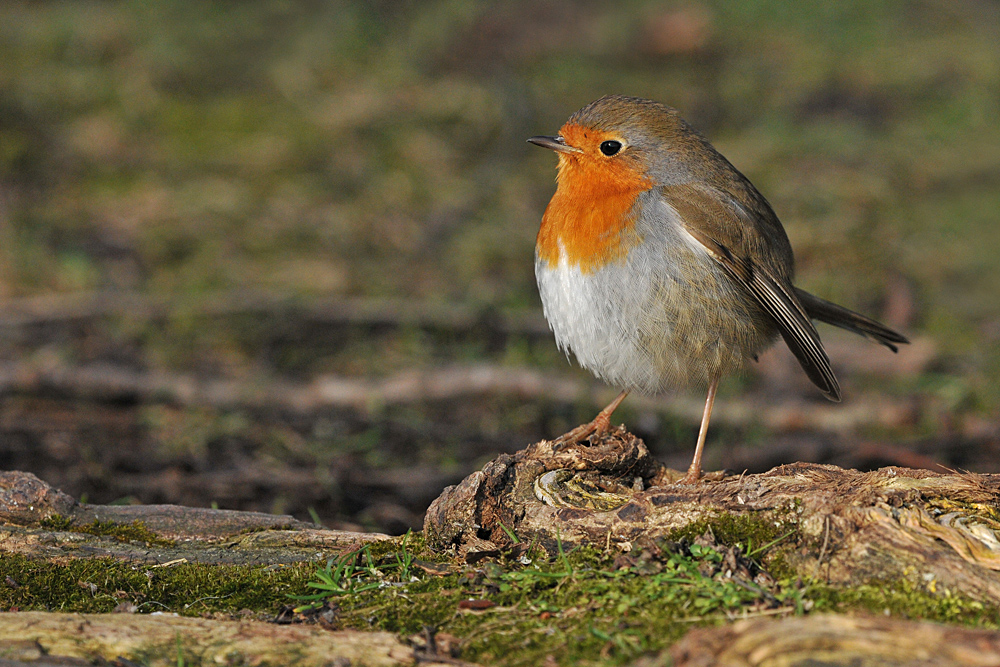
[
  {"x1": 183, "y1": 593, "x2": 233, "y2": 610},
  {"x1": 817, "y1": 515, "x2": 832, "y2": 580},
  {"x1": 678, "y1": 605, "x2": 797, "y2": 623}
]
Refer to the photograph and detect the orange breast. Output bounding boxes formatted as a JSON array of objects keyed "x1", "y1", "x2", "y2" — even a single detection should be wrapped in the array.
[{"x1": 536, "y1": 125, "x2": 654, "y2": 273}]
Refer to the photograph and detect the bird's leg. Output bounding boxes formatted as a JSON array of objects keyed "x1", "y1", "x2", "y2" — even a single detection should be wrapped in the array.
[
  {"x1": 554, "y1": 390, "x2": 630, "y2": 446},
  {"x1": 682, "y1": 373, "x2": 720, "y2": 483}
]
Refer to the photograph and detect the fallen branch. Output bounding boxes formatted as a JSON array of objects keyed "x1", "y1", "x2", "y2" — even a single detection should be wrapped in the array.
[
  {"x1": 0, "y1": 359, "x2": 923, "y2": 434},
  {"x1": 0, "y1": 470, "x2": 386, "y2": 563},
  {"x1": 0, "y1": 612, "x2": 466, "y2": 667},
  {"x1": 0, "y1": 290, "x2": 550, "y2": 336}
]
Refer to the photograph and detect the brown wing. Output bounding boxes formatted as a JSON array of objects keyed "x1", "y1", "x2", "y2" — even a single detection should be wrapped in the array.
[
  {"x1": 662, "y1": 183, "x2": 842, "y2": 402},
  {"x1": 658, "y1": 175, "x2": 796, "y2": 281}
]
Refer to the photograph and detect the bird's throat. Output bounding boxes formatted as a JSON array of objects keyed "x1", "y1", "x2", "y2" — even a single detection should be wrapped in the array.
[{"x1": 536, "y1": 156, "x2": 652, "y2": 273}]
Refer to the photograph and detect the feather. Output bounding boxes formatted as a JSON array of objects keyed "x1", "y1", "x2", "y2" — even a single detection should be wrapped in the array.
[{"x1": 662, "y1": 183, "x2": 842, "y2": 401}]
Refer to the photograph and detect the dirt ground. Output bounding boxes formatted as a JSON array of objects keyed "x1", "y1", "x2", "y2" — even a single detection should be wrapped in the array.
[{"x1": 1, "y1": 303, "x2": 994, "y2": 536}]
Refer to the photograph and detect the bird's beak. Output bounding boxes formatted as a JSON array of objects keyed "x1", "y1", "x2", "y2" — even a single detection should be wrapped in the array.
[{"x1": 527, "y1": 135, "x2": 581, "y2": 154}]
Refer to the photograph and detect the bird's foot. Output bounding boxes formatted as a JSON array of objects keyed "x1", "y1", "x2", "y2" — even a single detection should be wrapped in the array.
[
  {"x1": 552, "y1": 412, "x2": 613, "y2": 449},
  {"x1": 679, "y1": 466, "x2": 703, "y2": 484},
  {"x1": 551, "y1": 390, "x2": 629, "y2": 450}
]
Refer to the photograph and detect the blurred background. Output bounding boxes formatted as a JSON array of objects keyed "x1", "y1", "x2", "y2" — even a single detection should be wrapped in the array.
[{"x1": 0, "y1": 0, "x2": 997, "y2": 534}]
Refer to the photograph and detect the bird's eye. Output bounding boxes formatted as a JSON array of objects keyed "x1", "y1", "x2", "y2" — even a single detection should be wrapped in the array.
[{"x1": 599, "y1": 140, "x2": 622, "y2": 156}]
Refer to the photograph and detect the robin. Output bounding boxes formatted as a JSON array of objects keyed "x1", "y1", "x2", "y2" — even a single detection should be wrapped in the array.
[{"x1": 529, "y1": 95, "x2": 908, "y2": 483}]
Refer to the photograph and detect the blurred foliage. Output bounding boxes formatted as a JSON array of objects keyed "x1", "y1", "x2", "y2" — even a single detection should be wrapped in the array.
[{"x1": 0, "y1": 0, "x2": 998, "y2": 408}]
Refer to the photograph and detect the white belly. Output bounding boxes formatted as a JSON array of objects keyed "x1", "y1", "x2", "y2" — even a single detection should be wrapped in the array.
[{"x1": 535, "y1": 199, "x2": 776, "y2": 394}]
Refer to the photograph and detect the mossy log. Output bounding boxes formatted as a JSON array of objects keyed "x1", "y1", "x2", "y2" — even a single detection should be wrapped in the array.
[
  {"x1": 0, "y1": 470, "x2": 385, "y2": 565},
  {"x1": 424, "y1": 427, "x2": 1000, "y2": 604}
]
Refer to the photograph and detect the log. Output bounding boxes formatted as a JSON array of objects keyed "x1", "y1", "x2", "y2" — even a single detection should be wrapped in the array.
[
  {"x1": 661, "y1": 613, "x2": 1000, "y2": 667},
  {"x1": 0, "y1": 611, "x2": 472, "y2": 667},
  {"x1": 424, "y1": 427, "x2": 1000, "y2": 604},
  {"x1": 0, "y1": 470, "x2": 386, "y2": 565}
]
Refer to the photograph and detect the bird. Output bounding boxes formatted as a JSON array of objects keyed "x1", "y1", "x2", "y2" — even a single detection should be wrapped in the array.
[{"x1": 528, "y1": 95, "x2": 908, "y2": 483}]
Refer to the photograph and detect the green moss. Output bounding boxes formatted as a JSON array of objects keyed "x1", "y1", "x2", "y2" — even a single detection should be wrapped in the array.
[
  {"x1": 0, "y1": 554, "x2": 315, "y2": 615},
  {"x1": 366, "y1": 530, "x2": 439, "y2": 560},
  {"x1": 295, "y1": 535, "x2": 809, "y2": 667},
  {"x1": 38, "y1": 514, "x2": 74, "y2": 531},
  {"x1": 809, "y1": 578, "x2": 1000, "y2": 628},
  {"x1": 39, "y1": 516, "x2": 174, "y2": 547},
  {"x1": 668, "y1": 511, "x2": 789, "y2": 546},
  {"x1": 667, "y1": 509, "x2": 801, "y2": 579},
  {"x1": 72, "y1": 520, "x2": 174, "y2": 546}
]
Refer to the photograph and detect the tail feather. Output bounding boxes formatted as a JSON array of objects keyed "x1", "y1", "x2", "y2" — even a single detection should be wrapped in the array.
[{"x1": 795, "y1": 288, "x2": 910, "y2": 352}]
